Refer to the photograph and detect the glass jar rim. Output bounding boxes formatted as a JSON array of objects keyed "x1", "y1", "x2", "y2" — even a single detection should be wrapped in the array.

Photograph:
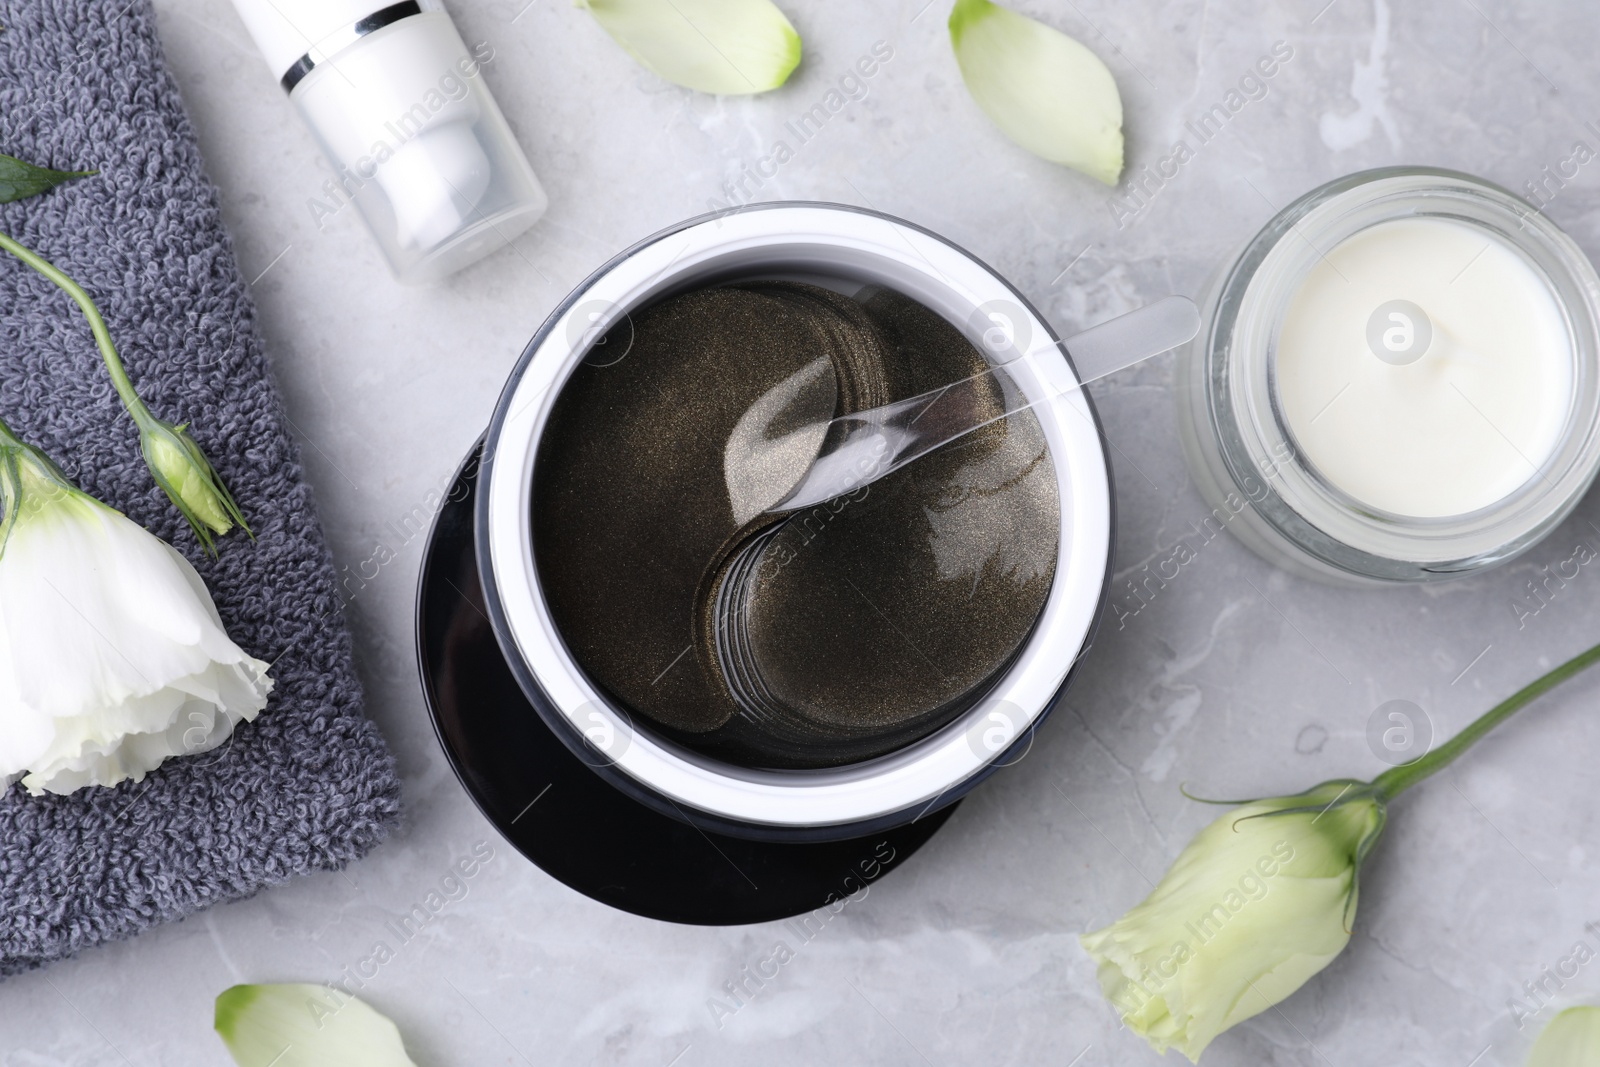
[{"x1": 1203, "y1": 166, "x2": 1600, "y2": 577}]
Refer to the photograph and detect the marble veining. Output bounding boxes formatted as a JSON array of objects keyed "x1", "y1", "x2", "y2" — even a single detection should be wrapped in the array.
[{"x1": 7, "y1": 1, "x2": 1600, "y2": 1064}]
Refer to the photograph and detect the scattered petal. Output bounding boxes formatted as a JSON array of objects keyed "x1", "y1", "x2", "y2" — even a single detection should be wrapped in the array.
[
  {"x1": 215, "y1": 984, "x2": 419, "y2": 1067},
  {"x1": 1528, "y1": 1006, "x2": 1600, "y2": 1067},
  {"x1": 579, "y1": 0, "x2": 802, "y2": 95},
  {"x1": 948, "y1": 0, "x2": 1124, "y2": 184}
]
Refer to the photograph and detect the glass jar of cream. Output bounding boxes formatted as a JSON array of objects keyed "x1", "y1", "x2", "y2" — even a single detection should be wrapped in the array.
[{"x1": 1178, "y1": 167, "x2": 1600, "y2": 584}]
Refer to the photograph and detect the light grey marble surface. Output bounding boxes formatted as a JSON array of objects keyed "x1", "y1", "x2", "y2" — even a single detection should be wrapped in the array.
[{"x1": 9, "y1": 0, "x2": 1600, "y2": 1063}]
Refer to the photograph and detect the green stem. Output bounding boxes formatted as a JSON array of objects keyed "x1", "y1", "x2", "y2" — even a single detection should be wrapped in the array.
[
  {"x1": 0, "y1": 231, "x2": 152, "y2": 423},
  {"x1": 1373, "y1": 638, "x2": 1600, "y2": 798}
]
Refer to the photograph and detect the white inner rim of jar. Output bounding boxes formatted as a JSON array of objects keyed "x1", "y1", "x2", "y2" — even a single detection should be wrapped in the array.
[
  {"x1": 1225, "y1": 175, "x2": 1600, "y2": 565},
  {"x1": 484, "y1": 206, "x2": 1111, "y2": 828}
]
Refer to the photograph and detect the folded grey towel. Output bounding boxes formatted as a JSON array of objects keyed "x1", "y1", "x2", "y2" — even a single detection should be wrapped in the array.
[{"x1": 0, "y1": 0, "x2": 403, "y2": 975}]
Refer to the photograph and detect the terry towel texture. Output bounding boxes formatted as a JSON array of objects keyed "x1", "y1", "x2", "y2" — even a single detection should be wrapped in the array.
[{"x1": 0, "y1": 0, "x2": 403, "y2": 975}]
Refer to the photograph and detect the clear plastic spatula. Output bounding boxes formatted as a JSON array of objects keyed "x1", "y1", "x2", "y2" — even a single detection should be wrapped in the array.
[{"x1": 752, "y1": 295, "x2": 1201, "y2": 515}]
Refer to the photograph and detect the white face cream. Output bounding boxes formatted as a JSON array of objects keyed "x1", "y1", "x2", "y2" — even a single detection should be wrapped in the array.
[
  {"x1": 1177, "y1": 169, "x2": 1600, "y2": 584},
  {"x1": 1276, "y1": 217, "x2": 1574, "y2": 518}
]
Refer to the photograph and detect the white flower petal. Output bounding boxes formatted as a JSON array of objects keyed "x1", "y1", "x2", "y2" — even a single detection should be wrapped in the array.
[
  {"x1": 949, "y1": 0, "x2": 1124, "y2": 185},
  {"x1": 0, "y1": 481, "x2": 273, "y2": 794},
  {"x1": 215, "y1": 984, "x2": 419, "y2": 1067},
  {"x1": 1529, "y1": 1006, "x2": 1600, "y2": 1067},
  {"x1": 0, "y1": 495, "x2": 207, "y2": 714},
  {"x1": 20, "y1": 664, "x2": 270, "y2": 796},
  {"x1": 578, "y1": 0, "x2": 802, "y2": 96}
]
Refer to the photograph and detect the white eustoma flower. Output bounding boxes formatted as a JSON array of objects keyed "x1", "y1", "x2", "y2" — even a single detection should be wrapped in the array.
[
  {"x1": 1077, "y1": 636, "x2": 1600, "y2": 1062},
  {"x1": 0, "y1": 428, "x2": 271, "y2": 796},
  {"x1": 1080, "y1": 780, "x2": 1386, "y2": 1062}
]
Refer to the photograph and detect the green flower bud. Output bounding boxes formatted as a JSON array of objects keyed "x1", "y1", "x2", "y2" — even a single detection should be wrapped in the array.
[
  {"x1": 1080, "y1": 780, "x2": 1386, "y2": 1063},
  {"x1": 0, "y1": 231, "x2": 251, "y2": 553},
  {"x1": 1528, "y1": 1006, "x2": 1600, "y2": 1067},
  {"x1": 140, "y1": 418, "x2": 247, "y2": 551}
]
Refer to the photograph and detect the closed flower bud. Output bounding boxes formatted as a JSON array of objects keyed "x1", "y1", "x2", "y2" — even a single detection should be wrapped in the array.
[
  {"x1": 1080, "y1": 780, "x2": 1386, "y2": 1062},
  {"x1": 140, "y1": 418, "x2": 247, "y2": 550},
  {"x1": 0, "y1": 232, "x2": 251, "y2": 552}
]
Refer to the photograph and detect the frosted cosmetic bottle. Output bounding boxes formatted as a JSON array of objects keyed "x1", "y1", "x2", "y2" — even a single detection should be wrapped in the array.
[{"x1": 230, "y1": 0, "x2": 548, "y2": 283}]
